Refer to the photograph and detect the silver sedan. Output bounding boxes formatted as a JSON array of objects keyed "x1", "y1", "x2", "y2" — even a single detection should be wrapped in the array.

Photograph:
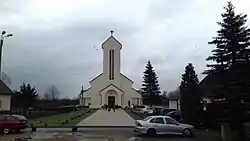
[{"x1": 133, "y1": 115, "x2": 195, "y2": 137}]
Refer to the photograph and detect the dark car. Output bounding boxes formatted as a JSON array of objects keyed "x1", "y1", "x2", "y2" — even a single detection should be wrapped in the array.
[
  {"x1": 161, "y1": 108, "x2": 176, "y2": 116},
  {"x1": 152, "y1": 108, "x2": 163, "y2": 115},
  {"x1": 0, "y1": 115, "x2": 28, "y2": 134},
  {"x1": 167, "y1": 110, "x2": 183, "y2": 123}
]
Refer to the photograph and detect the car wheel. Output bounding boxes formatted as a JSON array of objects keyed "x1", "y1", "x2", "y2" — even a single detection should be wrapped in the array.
[
  {"x1": 147, "y1": 128, "x2": 156, "y2": 136},
  {"x1": 182, "y1": 129, "x2": 192, "y2": 137},
  {"x1": 3, "y1": 128, "x2": 10, "y2": 134}
]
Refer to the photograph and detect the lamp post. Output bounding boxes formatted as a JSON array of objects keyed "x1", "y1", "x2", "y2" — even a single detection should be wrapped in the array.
[{"x1": 0, "y1": 31, "x2": 13, "y2": 77}]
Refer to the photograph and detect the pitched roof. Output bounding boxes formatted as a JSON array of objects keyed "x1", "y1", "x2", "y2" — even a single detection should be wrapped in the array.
[
  {"x1": 0, "y1": 79, "x2": 13, "y2": 95},
  {"x1": 99, "y1": 84, "x2": 124, "y2": 93},
  {"x1": 101, "y1": 36, "x2": 122, "y2": 49},
  {"x1": 121, "y1": 73, "x2": 133, "y2": 83},
  {"x1": 199, "y1": 73, "x2": 220, "y2": 98},
  {"x1": 89, "y1": 73, "x2": 103, "y2": 83}
]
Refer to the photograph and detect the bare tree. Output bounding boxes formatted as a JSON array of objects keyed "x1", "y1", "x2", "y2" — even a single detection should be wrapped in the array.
[
  {"x1": 167, "y1": 88, "x2": 180, "y2": 99},
  {"x1": 46, "y1": 85, "x2": 60, "y2": 100},
  {"x1": 43, "y1": 92, "x2": 52, "y2": 100}
]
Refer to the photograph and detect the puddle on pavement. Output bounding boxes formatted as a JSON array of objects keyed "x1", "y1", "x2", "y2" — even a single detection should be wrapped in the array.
[{"x1": 0, "y1": 132, "x2": 143, "y2": 141}]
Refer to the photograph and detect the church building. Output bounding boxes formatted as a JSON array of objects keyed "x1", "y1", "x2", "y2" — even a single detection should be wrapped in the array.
[{"x1": 79, "y1": 31, "x2": 142, "y2": 108}]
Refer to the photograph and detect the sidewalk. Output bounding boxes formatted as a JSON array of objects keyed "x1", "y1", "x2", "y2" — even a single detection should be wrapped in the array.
[{"x1": 77, "y1": 109, "x2": 135, "y2": 126}]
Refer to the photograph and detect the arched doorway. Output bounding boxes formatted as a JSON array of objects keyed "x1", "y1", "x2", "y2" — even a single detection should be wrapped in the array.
[{"x1": 106, "y1": 90, "x2": 118, "y2": 106}]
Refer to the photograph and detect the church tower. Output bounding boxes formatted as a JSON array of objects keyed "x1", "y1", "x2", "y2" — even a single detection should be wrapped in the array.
[{"x1": 102, "y1": 31, "x2": 122, "y2": 81}]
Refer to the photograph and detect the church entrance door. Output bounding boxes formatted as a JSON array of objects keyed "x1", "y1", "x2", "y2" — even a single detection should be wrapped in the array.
[{"x1": 108, "y1": 96, "x2": 115, "y2": 106}]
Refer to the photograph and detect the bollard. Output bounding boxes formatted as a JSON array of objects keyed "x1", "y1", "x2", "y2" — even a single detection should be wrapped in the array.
[
  {"x1": 72, "y1": 127, "x2": 77, "y2": 132},
  {"x1": 31, "y1": 127, "x2": 36, "y2": 132}
]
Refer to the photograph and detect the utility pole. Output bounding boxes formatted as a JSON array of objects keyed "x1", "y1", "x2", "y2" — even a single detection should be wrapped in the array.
[{"x1": 0, "y1": 31, "x2": 13, "y2": 78}]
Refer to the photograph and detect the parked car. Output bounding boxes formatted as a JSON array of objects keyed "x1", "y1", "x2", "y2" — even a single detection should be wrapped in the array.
[
  {"x1": 152, "y1": 108, "x2": 163, "y2": 115},
  {"x1": 167, "y1": 110, "x2": 183, "y2": 123},
  {"x1": 0, "y1": 115, "x2": 28, "y2": 134},
  {"x1": 133, "y1": 115, "x2": 195, "y2": 137},
  {"x1": 161, "y1": 108, "x2": 176, "y2": 116},
  {"x1": 140, "y1": 107, "x2": 154, "y2": 115}
]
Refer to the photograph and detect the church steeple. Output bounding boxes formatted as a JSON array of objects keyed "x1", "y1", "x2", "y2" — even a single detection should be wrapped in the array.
[{"x1": 102, "y1": 31, "x2": 122, "y2": 80}]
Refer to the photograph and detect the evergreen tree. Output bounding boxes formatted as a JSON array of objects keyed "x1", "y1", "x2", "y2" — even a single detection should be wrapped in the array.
[
  {"x1": 204, "y1": 1, "x2": 250, "y2": 140},
  {"x1": 180, "y1": 63, "x2": 203, "y2": 126},
  {"x1": 141, "y1": 60, "x2": 161, "y2": 105},
  {"x1": 19, "y1": 83, "x2": 39, "y2": 116},
  {"x1": 204, "y1": 1, "x2": 250, "y2": 74}
]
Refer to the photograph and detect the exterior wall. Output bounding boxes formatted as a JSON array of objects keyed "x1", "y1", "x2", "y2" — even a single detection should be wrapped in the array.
[
  {"x1": 80, "y1": 36, "x2": 141, "y2": 108},
  {"x1": 83, "y1": 73, "x2": 141, "y2": 108},
  {"x1": 0, "y1": 95, "x2": 11, "y2": 111},
  {"x1": 99, "y1": 85, "x2": 123, "y2": 106},
  {"x1": 82, "y1": 87, "x2": 100, "y2": 108},
  {"x1": 102, "y1": 37, "x2": 122, "y2": 83},
  {"x1": 120, "y1": 74, "x2": 141, "y2": 107},
  {"x1": 169, "y1": 100, "x2": 180, "y2": 110}
]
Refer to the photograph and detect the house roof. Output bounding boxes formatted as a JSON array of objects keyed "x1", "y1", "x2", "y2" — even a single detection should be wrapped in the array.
[
  {"x1": 101, "y1": 36, "x2": 122, "y2": 49},
  {"x1": 89, "y1": 73, "x2": 103, "y2": 83},
  {"x1": 199, "y1": 73, "x2": 220, "y2": 98},
  {"x1": 99, "y1": 84, "x2": 124, "y2": 93},
  {"x1": 0, "y1": 79, "x2": 13, "y2": 95},
  {"x1": 121, "y1": 73, "x2": 133, "y2": 83}
]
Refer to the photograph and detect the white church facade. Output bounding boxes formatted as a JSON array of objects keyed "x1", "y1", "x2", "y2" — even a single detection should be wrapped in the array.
[{"x1": 79, "y1": 31, "x2": 142, "y2": 108}]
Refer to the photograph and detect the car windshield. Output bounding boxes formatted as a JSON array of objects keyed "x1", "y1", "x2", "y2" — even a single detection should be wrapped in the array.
[
  {"x1": 12, "y1": 115, "x2": 26, "y2": 120},
  {"x1": 142, "y1": 116, "x2": 152, "y2": 121}
]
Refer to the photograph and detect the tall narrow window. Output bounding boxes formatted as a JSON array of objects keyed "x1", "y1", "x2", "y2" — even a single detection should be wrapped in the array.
[
  {"x1": 109, "y1": 49, "x2": 115, "y2": 80},
  {"x1": 111, "y1": 50, "x2": 114, "y2": 79},
  {"x1": 109, "y1": 50, "x2": 112, "y2": 80}
]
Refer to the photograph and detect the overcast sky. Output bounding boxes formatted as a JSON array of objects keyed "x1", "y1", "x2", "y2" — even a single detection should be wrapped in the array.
[{"x1": 1, "y1": 0, "x2": 250, "y2": 98}]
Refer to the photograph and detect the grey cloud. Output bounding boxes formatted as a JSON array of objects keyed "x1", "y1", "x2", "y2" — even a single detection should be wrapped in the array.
[
  {"x1": 1, "y1": 0, "x2": 250, "y2": 97},
  {"x1": 3, "y1": 20, "x2": 140, "y2": 98},
  {"x1": 148, "y1": 0, "x2": 195, "y2": 20}
]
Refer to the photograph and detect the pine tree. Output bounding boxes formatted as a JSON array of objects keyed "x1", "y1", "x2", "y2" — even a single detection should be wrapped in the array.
[
  {"x1": 204, "y1": 1, "x2": 250, "y2": 140},
  {"x1": 204, "y1": 1, "x2": 250, "y2": 74},
  {"x1": 180, "y1": 63, "x2": 202, "y2": 126},
  {"x1": 141, "y1": 60, "x2": 161, "y2": 105}
]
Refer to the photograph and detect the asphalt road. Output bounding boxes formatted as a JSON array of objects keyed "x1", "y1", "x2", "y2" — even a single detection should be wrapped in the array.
[{"x1": 0, "y1": 128, "x2": 221, "y2": 141}]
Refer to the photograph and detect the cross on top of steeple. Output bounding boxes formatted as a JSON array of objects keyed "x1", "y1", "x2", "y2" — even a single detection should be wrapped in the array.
[{"x1": 110, "y1": 30, "x2": 114, "y2": 36}]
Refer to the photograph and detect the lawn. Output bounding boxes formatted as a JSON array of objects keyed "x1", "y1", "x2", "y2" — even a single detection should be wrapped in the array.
[
  {"x1": 125, "y1": 109, "x2": 146, "y2": 120},
  {"x1": 28, "y1": 108, "x2": 98, "y2": 127}
]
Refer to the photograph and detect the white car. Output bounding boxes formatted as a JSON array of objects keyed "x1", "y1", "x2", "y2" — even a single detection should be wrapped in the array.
[
  {"x1": 140, "y1": 107, "x2": 154, "y2": 115},
  {"x1": 133, "y1": 116, "x2": 195, "y2": 137}
]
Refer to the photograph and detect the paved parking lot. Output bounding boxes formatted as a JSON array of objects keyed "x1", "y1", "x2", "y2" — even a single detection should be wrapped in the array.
[{"x1": 0, "y1": 128, "x2": 221, "y2": 141}]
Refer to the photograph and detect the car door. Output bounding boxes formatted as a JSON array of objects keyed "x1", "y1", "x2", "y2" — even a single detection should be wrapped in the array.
[
  {"x1": 0, "y1": 115, "x2": 4, "y2": 127},
  {"x1": 165, "y1": 118, "x2": 182, "y2": 134},
  {"x1": 153, "y1": 117, "x2": 166, "y2": 134},
  {"x1": 3, "y1": 115, "x2": 16, "y2": 128}
]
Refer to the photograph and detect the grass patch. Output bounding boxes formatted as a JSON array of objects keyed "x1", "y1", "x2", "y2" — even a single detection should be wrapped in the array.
[
  {"x1": 125, "y1": 109, "x2": 146, "y2": 120},
  {"x1": 28, "y1": 108, "x2": 98, "y2": 127}
]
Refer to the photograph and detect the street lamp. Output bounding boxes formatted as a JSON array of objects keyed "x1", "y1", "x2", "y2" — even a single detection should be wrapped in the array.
[{"x1": 0, "y1": 31, "x2": 13, "y2": 77}]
